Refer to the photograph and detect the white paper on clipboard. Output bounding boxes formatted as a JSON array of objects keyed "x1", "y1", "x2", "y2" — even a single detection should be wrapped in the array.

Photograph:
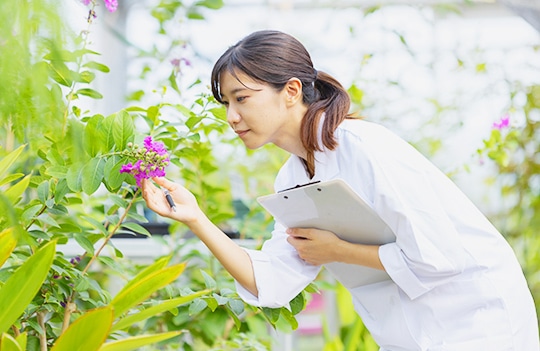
[{"x1": 256, "y1": 178, "x2": 396, "y2": 287}]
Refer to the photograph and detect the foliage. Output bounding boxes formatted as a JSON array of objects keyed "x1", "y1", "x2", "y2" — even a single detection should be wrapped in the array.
[
  {"x1": 0, "y1": 0, "x2": 303, "y2": 350},
  {"x1": 477, "y1": 83, "x2": 540, "y2": 320},
  {"x1": 320, "y1": 282, "x2": 378, "y2": 351}
]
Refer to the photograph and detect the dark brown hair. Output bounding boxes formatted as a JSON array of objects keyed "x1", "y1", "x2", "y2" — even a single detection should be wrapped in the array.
[{"x1": 211, "y1": 30, "x2": 351, "y2": 177}]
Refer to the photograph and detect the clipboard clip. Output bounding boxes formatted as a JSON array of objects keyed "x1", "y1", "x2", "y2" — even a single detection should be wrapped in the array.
[{"x1": 277, "y1": 180, "x2": 321, "y2": 193}]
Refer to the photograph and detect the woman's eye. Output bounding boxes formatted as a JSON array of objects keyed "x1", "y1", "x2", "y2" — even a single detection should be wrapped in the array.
[{"x1": 236, "y1": 96, "x2": 246, "y2": 103}]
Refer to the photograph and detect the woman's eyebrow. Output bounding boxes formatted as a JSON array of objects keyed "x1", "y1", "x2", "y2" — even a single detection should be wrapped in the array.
[{"x1": 221, "y1": 87, "x2": 248, "y2": 99}]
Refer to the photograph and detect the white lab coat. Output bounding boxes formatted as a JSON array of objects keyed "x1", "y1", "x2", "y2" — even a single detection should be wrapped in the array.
[{"x1": 236, "y1": 119, "x2": 539, "y2": 350}]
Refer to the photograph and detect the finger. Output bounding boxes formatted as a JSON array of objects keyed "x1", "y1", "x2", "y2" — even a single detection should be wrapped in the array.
[
  {"x1": 152, "y1": 176, "x2": 178, "y2": 191},
  {"x1": 141, "y1": 179, "x2": 161, "y2": 202},
  {"x1": 287, "y1": 228, "x2": 310, "y2": 239}
]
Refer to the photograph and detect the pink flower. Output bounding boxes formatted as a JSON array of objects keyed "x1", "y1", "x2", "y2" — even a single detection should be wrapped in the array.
[
  {"x1": 104, "y1": 0, "x2": 118, "y2": 12},
  {"x1": 171, "y1": 58, "x2": 191, "y2": 68},
  {"x1": 492, "y1": 115, "x2": 510, "y2": 130},
  {"x1": 80, "y1": 0, "x2": 118, "y2": 13},
  {"x1": 119, "y1": 137, "x2": 170, "y2": 187}
]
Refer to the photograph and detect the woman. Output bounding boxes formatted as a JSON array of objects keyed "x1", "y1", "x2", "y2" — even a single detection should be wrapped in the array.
[{"x1": 141, "y1": 30, "x2": 539, "y2": 350}]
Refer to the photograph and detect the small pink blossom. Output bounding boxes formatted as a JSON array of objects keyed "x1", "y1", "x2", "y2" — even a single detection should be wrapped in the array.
[
  {"x1": 104, "y1": 0, "x2": 118, "y2": 12},
  {"x1": 492, "y1": 115, "x2": 510, "y2": 130},
  {"x1": 80, "y1": 0, "x2": 118, "y2": 13},
  {"x1": 170, "y1": 57, "x2": 191, "y2": 67},
  {"x1": 120, "y1": 137, "x2": 170, "y2": 187}
]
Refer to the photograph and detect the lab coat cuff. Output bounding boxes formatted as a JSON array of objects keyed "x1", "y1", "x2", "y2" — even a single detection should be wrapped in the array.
[
  {"x1": 379, "y1": 243, "x2": 429, "y2": 300},
  {"x1": 234, "y1": 248, "x2": 283, "y2": 308}
]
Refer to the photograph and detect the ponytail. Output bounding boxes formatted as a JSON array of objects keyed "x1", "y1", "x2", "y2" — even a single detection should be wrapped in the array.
[{"x1": 300, "y1": 70, "x2": 351, "y2": 177}]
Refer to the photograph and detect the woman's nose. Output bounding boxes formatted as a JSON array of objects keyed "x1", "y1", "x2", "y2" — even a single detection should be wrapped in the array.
[{"x1": 226, "y1": 106, "x2": 241, "y2": 126}]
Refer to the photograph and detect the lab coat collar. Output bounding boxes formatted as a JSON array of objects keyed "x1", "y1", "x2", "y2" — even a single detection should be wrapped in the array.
[{"x1": 289, "y1": 147, "x2": 340, "y2": 182}]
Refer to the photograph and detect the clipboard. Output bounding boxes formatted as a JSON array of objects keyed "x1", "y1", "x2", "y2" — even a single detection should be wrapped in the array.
[{"x1": 257, "y1": 178, "x2": 396, "y2": 287}]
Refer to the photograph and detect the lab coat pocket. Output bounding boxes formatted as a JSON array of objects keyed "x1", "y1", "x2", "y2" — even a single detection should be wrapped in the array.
[{"x1": 350, "y1": 280, "x2": 420, "y2": 351}]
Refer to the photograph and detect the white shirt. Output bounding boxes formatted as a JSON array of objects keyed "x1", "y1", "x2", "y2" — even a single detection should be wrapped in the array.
[{"x1": 235, "y1": 119, "x2": 539, "y2": 350}]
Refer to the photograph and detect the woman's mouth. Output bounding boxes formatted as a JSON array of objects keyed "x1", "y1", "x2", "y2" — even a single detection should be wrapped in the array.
[{"x1": 235, "y1": 129, "x2": 250, "y2": 138}]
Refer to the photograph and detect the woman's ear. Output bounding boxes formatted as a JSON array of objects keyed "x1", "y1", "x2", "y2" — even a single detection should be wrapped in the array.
[{"x1": 284, "y1": 77, "x2": 303, "y2": 106}]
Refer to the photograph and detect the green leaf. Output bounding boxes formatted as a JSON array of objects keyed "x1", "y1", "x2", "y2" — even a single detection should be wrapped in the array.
[
  {"x1": 99, "y1": 331, "x2": 182, "y2": 351},
  {"x1": 208, "y1": 107, "x2": 226, "y2": 121},
  {"x1": 168, "y1": 71, "x2": 180, "y2": 94},
  {"x1": 55, "y1": 178, "x2": 70, "y2": 203},
  {"x1": 74, "y1": 233, "x2": 95, "y2": 255},
  {"x1": 225, "y1": 306, "x2": 242, "y2": 330},
  {"x1": 1, "y1": 333, "x2": 22, "y2": 351},
  {"x1": 188, "y1": 299, "x2": 207, "y2": 315},
  {"x1": 289, "y1": 292, "x2": 306, "y2": 315},
  {"x1": 74, "y1": 277, "x2": 91, "y2": 292},
  {"x1": 77, "y1": 88, "x2": 103, "y2": 99},
  {"x1": 147, "y1": 106, "x2": 160, "y2": 125},
  {"x1": 66, "y1": 163, "x2": 84, "y2": 192},
  {"x1": 200, "y1": 270, "x2": 216, "y2": 289},
  {"x1": 174, "y1": 104, "x2": 192, "y2": 118},
  {"x1": 0, "y1": 145, "x2": 26, "y2": 180},
  {"x1": 84, "y1": 61, "x2": 110, "y2": 73},
  {"x1": 111, "y1": 290, "x2": 211, "y2": 331},
  {"x1": 113, "y1": 110, "x2": 134, "y2": 151},
  {"x1": 46, "y1": 165, "x2": 68, "y2": 178},
  {"x1": 0, "y1": 173, "x2": 24, "y2": 187},
  {"x1": 121, "y1": 256, "x2": 170, "y2": 292},
  {"x1": 0, "y1": 240, "x2": 56, "y2": 334},
  {"x1": 195, "y1": 0, "x2": 224, "y2": 9},
  {"x1": 99, "y1": 115, "x2": 116, "y2": 153},
  {"x1": 37, "y1": 213, "x2": 60, "y2": 228},
  {"x1": 15, "y1": 332, "x2": 27, "y2": 350},
  {"x1": 79, "y1": 71, "x2": 96, "y2": 83},
  {"x1": 262, "y1": 307, "x2": 281, "y2": 324},
  {"x1": 279, "y1": 307, "x2": 298, "y2": 330},
  {"x1": 84, "y1": 115, "x2": 105, "y2": 157},
  {"x1": 81, "y1": 158, "x2": 106, "y2": 195},
  {"x1": 227, "y1": 299, "x2": 245, "y2": 316},
  {"x1": 121, "y1": 222, "x2": 150, "y2": 237},
  {"x1": 37, "y1": 181, "x2": 50, "y2": 204},
  {"x1": 51, "y1": 306, "x2": 113, "y2": 351},
  {"x1": 103, "y1": 157, "x2": 126, "y2": 190},
  {"x1": 4, "y1": 175, "x2": 31, "y2": 204},
  {"x1": 0, "y1": 228, "x2": 17, "y2": 268},
  {"x1": 82, "y1": 215, "x2": 108, "y2": 236},
  {"x1": 110, "y1": 263, "x2": 186, "y2": 318},
  {"x1": 48, "y1": 61, "x2": 73, "y2": 87},
  {"x1": 186, "y1": 116, "x2": 202, "y2": 130}
]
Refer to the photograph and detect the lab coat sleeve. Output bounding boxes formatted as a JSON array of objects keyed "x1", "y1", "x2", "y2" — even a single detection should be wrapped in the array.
[
  {"x1": 235, "y1": 221, "x2": 322, "y2": 308},
  {"x1": 342, "y1": 127, "x2": 468, "y2": 300}
]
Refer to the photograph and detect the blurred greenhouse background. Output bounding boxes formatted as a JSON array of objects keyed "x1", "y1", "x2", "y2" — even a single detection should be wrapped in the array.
[{"x1": 1, "y1": 0, "x2": 539, "y2": 350}]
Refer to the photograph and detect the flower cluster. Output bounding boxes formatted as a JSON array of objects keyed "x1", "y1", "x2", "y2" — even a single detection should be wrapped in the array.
[
  {"x1": 120, "y1": 136, "x2": 170, "y2": 187},
  {"x1": 492, "y1": 115, "x2": 510, "y2": 130},
  {"x1": 81, "y1": 0, "x2": 118, "y2": 13}
]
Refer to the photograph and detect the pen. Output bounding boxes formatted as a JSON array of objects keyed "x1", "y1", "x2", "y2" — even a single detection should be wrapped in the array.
[{"x1": 164, "y1": 190, "x2": 176, "y2": 212}]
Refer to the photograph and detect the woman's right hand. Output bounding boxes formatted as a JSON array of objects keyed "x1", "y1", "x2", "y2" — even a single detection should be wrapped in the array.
[{"x1": 140, "y1": 177, "x2": 203, "y2": 225}]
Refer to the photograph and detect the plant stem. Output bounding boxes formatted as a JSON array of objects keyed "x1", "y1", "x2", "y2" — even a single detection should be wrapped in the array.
[
  {"x1": 60, "y1": 188, "x2": 140, "y2": 332},
  {"x1": 37, "y1": 311, "x2": 48, "y2": 351},
  {"x1": 61, "y1": 3, "x2": 97, "y2": 136},
  {"x1": 11, "y1": 325, "x2": 20, "y2": 337},
  {"x1": 81, "y1": 188, "x2": 140, "y2": 275}
]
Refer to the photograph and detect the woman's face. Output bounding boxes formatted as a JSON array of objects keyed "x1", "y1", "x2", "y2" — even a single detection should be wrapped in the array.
[{"x1": 219, "y1": 70, "x2": 300, "y2": 150}]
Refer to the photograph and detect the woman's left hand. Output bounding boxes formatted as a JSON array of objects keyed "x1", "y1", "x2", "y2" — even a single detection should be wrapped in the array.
[
  {"x1": 286, "y1": 227, "x2": 343, "y2": 265},
  {"x1": 286, "y1": 227, "x2": 385, "y2": 270}
]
